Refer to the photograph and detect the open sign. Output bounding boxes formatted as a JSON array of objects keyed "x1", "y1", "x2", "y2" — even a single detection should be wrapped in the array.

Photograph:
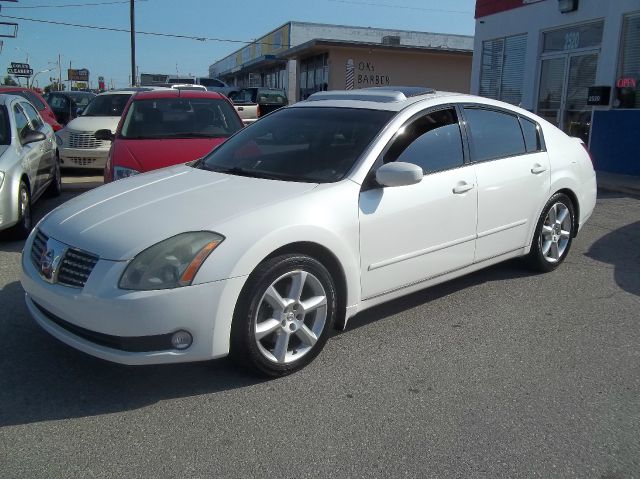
[{"x1": 617, "y1": 78, "x2": 637, "y2": 89}]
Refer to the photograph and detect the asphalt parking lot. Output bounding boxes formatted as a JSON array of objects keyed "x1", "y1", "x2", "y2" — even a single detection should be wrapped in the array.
[{"x1": 0, "y1": 176, "x2": 638, "y2": 478}]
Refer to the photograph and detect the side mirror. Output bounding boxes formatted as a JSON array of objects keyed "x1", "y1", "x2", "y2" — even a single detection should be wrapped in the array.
[
  {"x1": 95, "y1": 129, "x2": 114, "y2": 141},
  {"x1": 375, "y1": 162, "x2": 423, "y2": 187},
  {"x1": 21, "y1": 129, "x2": 46, "y2": 145}
]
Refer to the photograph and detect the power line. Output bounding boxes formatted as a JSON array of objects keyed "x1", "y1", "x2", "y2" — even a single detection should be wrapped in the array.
[
  {"x1": 327, "y1": 0, "x2": 471, "y2": 14},
  {"x1": 3, "y1": 0, "x2": 147, "y2": 8},
  {"x1": 0, "y1": 14, "x2": 267, "y2": 45}
]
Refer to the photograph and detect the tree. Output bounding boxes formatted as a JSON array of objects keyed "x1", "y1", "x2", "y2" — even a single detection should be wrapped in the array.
[{"x1": 3, "y1": 75, "x2": 18, "y2": 86}]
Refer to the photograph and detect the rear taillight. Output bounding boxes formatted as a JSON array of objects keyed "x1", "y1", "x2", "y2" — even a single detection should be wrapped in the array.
[{"x1": 581, "y1": 142, "x2": 595, "y2": 167}]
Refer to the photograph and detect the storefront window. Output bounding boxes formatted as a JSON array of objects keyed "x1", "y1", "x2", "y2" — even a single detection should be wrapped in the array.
[
  {"x1": 542, "y1": 21, "x2": 604, "y2": 53},
  {"x1": 300, "y1": 54, "x2": 328, "y2": 100},
  {"x1": 616, "y1": 12, "x2": 640, "y2": 109},
  {"x1": 479, "y1": 34, "x2": 526, "y2": 105}
]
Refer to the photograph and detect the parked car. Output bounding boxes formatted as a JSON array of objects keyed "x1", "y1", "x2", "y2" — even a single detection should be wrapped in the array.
[
  {"x1": 45, "y1": 91, "x2": 96, "y2": 126},
  {"x1": 0, "y1": 86, "x2": 63, "y2": 132},
  {"x1": 55, "y1": 90, "x2": 134, "y2": 170},
  {"x1": 0, "y1": 94, "x2": 59, "y2": 238},
  {"x1": 170, "y1": 84, "x2": 207, "y2": 91},
  {"x1": 20, "y1": 87, "x2": 596, "y2": 376},
  {"x1": 230, "y1": 87, "x2": 287, "y2": 124},
  {"x1": 100, "y1": 90, "x2": 244, "y2": 182}
]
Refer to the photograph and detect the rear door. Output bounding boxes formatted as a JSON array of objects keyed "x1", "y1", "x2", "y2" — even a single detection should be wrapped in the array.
[{"x1": 461, "y1": 106, "x2": 550, "y2": 261}]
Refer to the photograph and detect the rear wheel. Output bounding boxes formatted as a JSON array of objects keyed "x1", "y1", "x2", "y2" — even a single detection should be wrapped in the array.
[
  {"x1": 527, "y1": 193, "x2": 575, "y2": 272},
  {"x1": 47, "y1": 155, "x2": 62, "y2": 197},
  {"x1": 230, "y1": 254, "x2": 337, "y2": 377}
]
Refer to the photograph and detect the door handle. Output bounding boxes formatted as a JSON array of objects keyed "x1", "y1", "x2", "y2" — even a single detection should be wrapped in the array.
[
  {"x1": 452, "y1": 182, "x2": 475, "y2": 194},
  {"x1": 531, "y1": 164, "x2": 547, "y2": 174}
]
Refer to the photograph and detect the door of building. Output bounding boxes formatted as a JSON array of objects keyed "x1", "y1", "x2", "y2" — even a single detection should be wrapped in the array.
[{"x1": 536, "y1": 22, "x2": 603, "y2": 143}]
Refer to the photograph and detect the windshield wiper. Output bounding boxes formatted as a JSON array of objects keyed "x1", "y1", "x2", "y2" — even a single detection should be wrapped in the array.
[{"x1": 203, "y1": 165, "x2": 304, "y2": 182}]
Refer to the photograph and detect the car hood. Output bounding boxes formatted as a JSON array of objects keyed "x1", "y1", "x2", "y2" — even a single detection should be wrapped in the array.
[
  {"x1": 39, "y1": 164, "x2": 318, "y2": 260},
  {"x1": 64, "y1": 115, "x2": 121, "y2": 133},
  {"x1": 114, "y1": 138, "x2": 226, "y2": 172}
]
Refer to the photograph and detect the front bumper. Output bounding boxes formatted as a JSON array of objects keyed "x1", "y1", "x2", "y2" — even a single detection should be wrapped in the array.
[
  {"x1": 21, "y1": 233, "x2": 247, "y2": 365},
  {"x1": 59, "y1": 147, "x2": 108, "y2": 169}
]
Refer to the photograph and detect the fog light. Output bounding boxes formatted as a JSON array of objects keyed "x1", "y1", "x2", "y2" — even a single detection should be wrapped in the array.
[{"x1": 171, "y1": 330, "x2": 193, "y2": 350}]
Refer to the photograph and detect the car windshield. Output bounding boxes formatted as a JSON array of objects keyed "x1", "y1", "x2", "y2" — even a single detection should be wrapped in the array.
[
  {"x1": 120, "y1": 97, "x2": 244, "y2": 139},
  {"x1": 199, "y1": 107, "x2": 393, "y2": 183},
  {"x1": 82, "y1": 94, "x2": 131, "y2": 117},
  {"x1": 0, "y1": 107, "x2": 9, "y2": 145},
  {"x1": 69, "y1": 93, "x2": 95, "y2": 108}
]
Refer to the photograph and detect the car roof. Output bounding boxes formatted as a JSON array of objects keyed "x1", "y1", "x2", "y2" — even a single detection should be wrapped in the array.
[
  {"x1": 293, "y1": 87, "x2": 535, "y2": 118},
  {"x1": 132, "y1": 90, "x2": 227, "y2": 100}
]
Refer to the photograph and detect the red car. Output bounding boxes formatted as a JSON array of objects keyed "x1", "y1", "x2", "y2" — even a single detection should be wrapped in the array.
[
  {"x1": 0, "y1": 86, "x2": 63, "y2": 131},
  {"x1": 101, "y1": 90, "x2": 244, "y2": 182}
]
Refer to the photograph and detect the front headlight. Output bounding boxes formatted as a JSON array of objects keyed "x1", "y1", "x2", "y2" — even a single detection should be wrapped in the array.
[
  {"x1": 119, "y1": 232, "x2": 224, "y2": 291},
  {"x1": 113, "y1": 166, "x2": 140, "y2": 181}
]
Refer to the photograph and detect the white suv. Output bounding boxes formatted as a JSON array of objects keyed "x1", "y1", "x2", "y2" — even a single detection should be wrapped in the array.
[{"x1": 56, "y1": 90, "x2": 134, "y2": 170}]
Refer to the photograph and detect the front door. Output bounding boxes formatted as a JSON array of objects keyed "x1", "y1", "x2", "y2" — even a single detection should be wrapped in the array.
[{"x1": 359, "y1": 107, "x2": 477, "y2": 300}]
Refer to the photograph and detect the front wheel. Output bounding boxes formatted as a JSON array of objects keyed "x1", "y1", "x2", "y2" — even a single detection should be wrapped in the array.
[
  {"x1": 230, "y1": 254, "x2": 337, "y2": 377},
  {"x1": 527, "y1": 193, "x2": 575, "y2": 272},
  {"x1": 10, "y1": 181, "x2": 32, "y2": 239}
]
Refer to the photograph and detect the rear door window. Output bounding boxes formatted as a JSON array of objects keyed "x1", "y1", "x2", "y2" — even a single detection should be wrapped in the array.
[{"x1": 463, "y1": 107, "x2": 526, "y2": 162}]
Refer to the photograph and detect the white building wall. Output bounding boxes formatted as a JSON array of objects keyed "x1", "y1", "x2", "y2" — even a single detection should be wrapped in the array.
[
  {"x1": 290, "y1": 22, "x2": 473, "y2": 51},
  {"x1": 471, "y1": 0, "x2": 640, "y2": 110}
]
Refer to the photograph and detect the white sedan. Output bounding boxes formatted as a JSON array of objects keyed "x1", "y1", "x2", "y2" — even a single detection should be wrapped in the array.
[{"x1": 21, "y1": 87, "x2": 597, "y2": 376}]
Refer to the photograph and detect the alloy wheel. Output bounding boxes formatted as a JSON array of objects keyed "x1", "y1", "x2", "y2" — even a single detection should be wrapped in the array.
[
  {"x1": 540, "y1": 202, "x2": 572, "y2": 263},
  {"x1": 253, "y1": 270, "x2": 328, "y2": 364}
]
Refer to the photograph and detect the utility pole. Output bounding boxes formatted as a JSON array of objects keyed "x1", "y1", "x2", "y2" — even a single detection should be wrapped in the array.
[{"x1": 130, "y1": 0, "x2": 136, "y2": 86}]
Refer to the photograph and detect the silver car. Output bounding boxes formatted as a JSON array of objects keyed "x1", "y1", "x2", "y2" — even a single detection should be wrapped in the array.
[{"x1": 0, "y1": 94, "x2": 60, "y2": 238}]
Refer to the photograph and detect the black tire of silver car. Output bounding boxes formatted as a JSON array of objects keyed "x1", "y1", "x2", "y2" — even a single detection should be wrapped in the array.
[
  {"x1": 47, "y1": 156, "x2": 62, "y2": 197},
  {"x1": 527, "y1": 192, "x2": 575, "y2": 272},
  {"x1": 230, "y1": 254, "x2": 337, "y2": 377},
  {"x1": 12, "y1": 180, "x2": 32, "y2": 239}
]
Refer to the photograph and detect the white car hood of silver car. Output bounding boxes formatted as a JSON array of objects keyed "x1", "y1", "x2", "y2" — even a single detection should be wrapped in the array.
[
  {"x1": 39, "y1": 164, "x2": 318, "y2": 260},
  {"x1": 64, "y1": 115, "x2": 121, "y2": 133}
]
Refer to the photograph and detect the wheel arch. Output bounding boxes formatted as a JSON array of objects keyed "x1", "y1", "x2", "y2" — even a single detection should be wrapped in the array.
[
  {"x1": 262, "y1": 241, "x2": 349, "y2": 330},
  {"x1": 554, "y1": 188, "x2": 580, "y2": 237}
]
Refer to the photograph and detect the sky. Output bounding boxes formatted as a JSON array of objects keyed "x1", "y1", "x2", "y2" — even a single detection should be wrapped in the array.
[{"x1": 0, "y1": 0, "x2": 477, "y2": 89}]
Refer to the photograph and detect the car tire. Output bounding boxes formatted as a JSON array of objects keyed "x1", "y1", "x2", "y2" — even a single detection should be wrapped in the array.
[
  {"x1": 10, "y1": 181, "x2": 32, "y2": 239},
  {"x1": 526, "y1": 193, "x2": 575, "y2": 272},
  {"x1": 47, "y1": 156, "x2": 62, "y2": 197},
  {"x1": 230, "y1": 254, "x2": 337, "y2": 377}
]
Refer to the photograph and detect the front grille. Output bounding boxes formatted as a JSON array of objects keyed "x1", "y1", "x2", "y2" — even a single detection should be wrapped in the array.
[
  {"x1": 68, "y1": 131, "x2": 105, "y2": 149},
  {"x1": 30, "y1": 229, "x2": 49, "y2": 267},
  {"x1": 58, "y1": 249, "x2": 99, "y2": 287},
  {"x1": 30, "y1": 230, "x2": 99, "y2": 289},
  {"x1": 66, "y1": 157, "x2": 99, "y2": 167}
]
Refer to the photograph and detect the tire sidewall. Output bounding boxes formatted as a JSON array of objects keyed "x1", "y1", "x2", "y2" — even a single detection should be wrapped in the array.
[
  {"x1": 15, "y1": 181, "x2": 32, "y2": 239},
  {"x1": 231, "y1": 254, "x2": 337, "y2": 377},
  {"x1": 531, "y1": 193, "x2": 575, "y2": 272}
]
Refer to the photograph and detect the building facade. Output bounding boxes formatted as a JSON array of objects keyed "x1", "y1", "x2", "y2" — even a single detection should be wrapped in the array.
[
  {"x1": 471, "y1": 0, "x2": 640, "y2": 175},
  {"x1": 208, "y1": 22, "x2": 473, "y2": 103}
]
